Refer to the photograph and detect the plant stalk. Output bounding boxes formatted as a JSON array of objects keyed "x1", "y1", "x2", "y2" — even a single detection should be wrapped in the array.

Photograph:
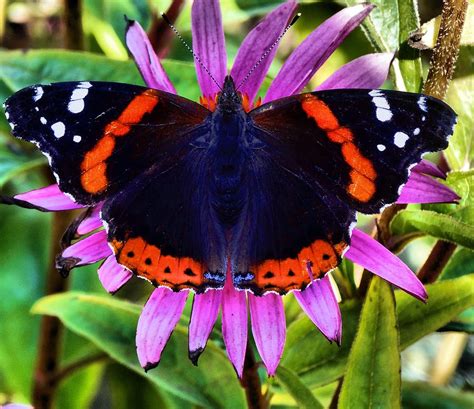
[
  {"x1": 32, "y1": 211, "x2": 75, "y2": 409},
  {"x1": 241, "y1": 342, "x2": 267, "y2": 409},
  {"x1": 32, "y1": 1, "x2": 85, "y2": 406}
]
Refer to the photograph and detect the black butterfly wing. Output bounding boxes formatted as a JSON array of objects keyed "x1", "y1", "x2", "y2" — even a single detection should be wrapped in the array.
[
  {"x1": 3, "y1": 81, "x2": 210, "y2": 205},
  {"x1": 4, "y1": 81, "x2": 227, "y2": 290},
  {"x1": 232, "y1": 89, "x2": 456, "y2": 294},
  {"x1": 101, "y1": 146, "x2": 227, "y2": 292},
  {"x1": 250, "y1": 89, "x2": 456, "y2": 213}
]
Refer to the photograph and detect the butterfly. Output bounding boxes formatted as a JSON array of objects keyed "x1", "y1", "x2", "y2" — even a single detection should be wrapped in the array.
[{"x1": 3, "y1": 76, "x2": 456, "y2": 295}]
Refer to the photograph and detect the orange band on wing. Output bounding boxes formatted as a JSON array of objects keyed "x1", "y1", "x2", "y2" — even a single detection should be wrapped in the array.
[
  {"x1": 111, "y1": 235, "x2": 208, "y2": 291},
  {"x1": 301, "y1": 95, "x2": 377, "y2": 202},
  {"x1": 80, "y1": 90, "x2": 159, "y2": 194},
  {"x1": 249, "y1": 238, "x2": 348, "y2": 294}
]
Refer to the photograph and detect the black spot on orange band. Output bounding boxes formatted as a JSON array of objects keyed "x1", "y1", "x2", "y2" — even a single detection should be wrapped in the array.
[{"x1": 248, "y1": 238, "x2": 348, "y2": 294}]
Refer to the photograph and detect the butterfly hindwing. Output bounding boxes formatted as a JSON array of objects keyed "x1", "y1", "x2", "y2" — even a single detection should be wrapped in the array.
[
  {"x1": 101, "y1": 145, "x2": 228, "y2": 291},
  {"x1": 3, "y1": 81, "x2": 210, "y2": 205},
  {"x1": 231, "y1": 144, "x2": 354, "y2": 294},
  {"x1": 234, "y1": 89, "x2": 456, "y2": 294}
]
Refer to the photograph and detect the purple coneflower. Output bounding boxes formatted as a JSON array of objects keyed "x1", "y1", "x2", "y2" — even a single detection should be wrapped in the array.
[{"x1": 10, "y1": 0, "x2": 459, "y2": 377}]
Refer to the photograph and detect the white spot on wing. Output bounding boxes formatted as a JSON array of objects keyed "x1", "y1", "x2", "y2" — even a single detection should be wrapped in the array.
[
  {"x1": 35, "y1": 107, "x2": 39, "y2": 112},
  {"x1": 370, "y1": 90, "x2": 392, "y2": 122},
  {"x1": 33, "y1": 86, "x2": 44, "y2": 102},
  {"x1": 73, "y1": 135, "x2": 82, "y2": 143},
  {"x1": 369, "y1": 90, "x2": 383, "y2": 97},
  {"x1": 5, "y1": 111, "x2": 9, "y2": 120},
  {"x1": 418, "y1": 96, "x2": 428, "y2": 112},
  {"x1": 51, "y1": 121, "x2": 65, "y2": 138},
  {"x1": 413, "y1": 128, "x2": 420, "y2": 135},
  {"x1": 71, "y1": 88, "x2": 89, "y2": 100},
  {"x1": 377, "y1": 144, "x2": 386, "y2": 151},
  {"x1": 68, "y1": 84, "x2": 89, "y2": 114},
  {"x1": 40, "y1": 117, "x2": 47, "y2": 124},
  {"x1": 394, "y1": 131, "x2": 409, "y2": 148},
  {"x1": 68, "y1": 99, "x2": 85, "y2": 114},
  {"x1": 376, "y1": 108, "x2": 393, "y2": 122},
  {"x1": 373, "y1": 97, "x2": 389, "y2": 109}
]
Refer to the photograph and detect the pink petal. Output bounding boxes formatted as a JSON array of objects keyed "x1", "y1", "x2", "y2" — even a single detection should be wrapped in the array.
[
  {"x1": 191, "y1": 0, "x2": 227, "y2": 96},
  {"x1": 188, "y1": 289, "x2": 223, "y2": 365},
  {"x1": 98, "y1": 255, "x2": 133, "y2": 294},
  {"x1": 397, "y1": 172, "x2": 460, "y2": 204},
  {"x1": 137, "y1": 287, "x2": 188, "y2": 370},
  {"x1": 294, "y1": 276, "x2": 342, "y2": 344},
  {"x1": 412, "y1": 159, "x2": 447, "y2": 179},
  {"x1": 61, "y1": 230, "x2": 111, "y2": 265},
  {"x1": 264, "y1": 4, "x2": 374, "y2": 103},
  {"x1": 77, "y1": 204, "x2": 104, "y2": 235},
  {"x1": 14, "y1": 184, "x2": 83, "y2": 211},
  {"x1": 346, "y1": 229, "x2": 428, "y2": 301},
  {"x1": 221, "y1": 274, "x2": 248, "y2": 378},
  {"x1": 230, "y1": 1, "x2": 298, "y2": 103},
  {"x1": 125, "y1": 18, "x2": 176, "y2": 93},
  {"x1": 249, "y1": 293, "x2": 286, "y2": 376},
  {"x1": 317, "y1": 53, "x2": 393, "y2": 91}
]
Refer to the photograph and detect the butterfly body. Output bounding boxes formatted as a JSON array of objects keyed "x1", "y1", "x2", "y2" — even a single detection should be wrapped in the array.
[{"x1": 3, "y1": 78, "x2": 456, "y2": 295}]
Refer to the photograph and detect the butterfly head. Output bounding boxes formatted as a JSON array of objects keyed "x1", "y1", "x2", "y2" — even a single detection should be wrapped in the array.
[{"x1": 216, "y1": 76, "x2": 242, "y2": 114}]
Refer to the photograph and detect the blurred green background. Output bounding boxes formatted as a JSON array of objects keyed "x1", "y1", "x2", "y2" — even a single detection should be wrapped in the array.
[{"x1": 0, "y1": 0, "x2": 473, "y2": 408}]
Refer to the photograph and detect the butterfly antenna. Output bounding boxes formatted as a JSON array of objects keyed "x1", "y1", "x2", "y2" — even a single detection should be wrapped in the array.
[
  {"x1": 161, "y1": 12, "x2": 222, "y2": 91},
  {"x1": 237, "y1": 12, "x2": 301, "y2": 91}
]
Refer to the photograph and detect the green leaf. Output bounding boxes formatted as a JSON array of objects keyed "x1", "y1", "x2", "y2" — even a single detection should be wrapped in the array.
[
  {"x1": 282, "y1": 275, "x2": 474, "y2": 388},
  {"x1": 441, "y1": 248, "x2": 474, "y2": 280},
  {"x1": 32, "y1": 292, "x2": 247, "y2": 409},
  {"x1": 55, "y1": 360, "x2": 105, "y2": 409},
  {"x1": 390, "y1": 210, "x2": 474, "y2": 249},
  {"x1": 82, "y1": 0, "x2": 150, "y2": 58},
  {"x1": 339, "y1": 278, "x2": 400, "y2": 409},
  {"x1": 397, "y1": 0, "x2": 422, "y2": 92},
  {"x1": 444, "y1": 59, "x2": 474, "y2": 170},
  {"x1": 0, "y1": 147, "x2": 45, "y2": 188},
  {"x1": 235, "y1": 0, "x2": 286, "y2": 15},
  {"x1": 105, "y1": 363, "x2": 191, "y2": 409},
  {"x1": 397, "y1": 275, "x2": 474, "y2": 347},
  {"x1": 440, "y1": 307, "x2": 474, "y2": 333},
  {"x1": 344, "y1": 0, "x2": 422, "y2": 91},
  {"x1": 445, "y1": 170, "x2": 474, "y2": 208},
  {"x1": 0, "y1": 204, "x2": 51, "y2": 398},
  {"x1": 275, "y1": 366, "x2": 324, "y2": 409},
  {"x1": 402, "y1": 382, "x2": 474, "y2": 409},
  {"x1": 0, "y1": 50, "x2": 201, "y2": 102},
  {"x1": 281, "y1": 299, "x2": 362, "y2": 389}
]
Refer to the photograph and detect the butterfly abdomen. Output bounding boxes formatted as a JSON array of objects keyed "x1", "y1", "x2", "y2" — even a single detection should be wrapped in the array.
[{"x1": 207, "y1": 106, "x2": 250, "y2": 226}]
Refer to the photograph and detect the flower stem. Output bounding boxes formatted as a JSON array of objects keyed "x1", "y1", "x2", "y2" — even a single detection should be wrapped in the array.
[
  {"x1": 49, "y1": 353, "x2": 109, "y2": 385},
  {"x1": 32, "y1": 2, "x2": 85, "y2": 406},
  {"x1": 417, "y1": 240, "x2": 457, "y2": 284},
  {"x1": 64, "y1": 0, "x2": 83, "y2": 50},
  {"x1": 424, "y1": 0, "x2": 468, "y2": 100},
  {"x1": 417, "y1": 0, "x2": 468, "y2": 284},
  {"x1": 147, "y1": 0, "x2": 185, "y2": 58},
  {"x1": 241, "y1": 342, "x2": 268, "y2": 409}
]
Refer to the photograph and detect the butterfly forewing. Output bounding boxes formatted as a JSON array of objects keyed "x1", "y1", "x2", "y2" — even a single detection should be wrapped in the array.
[{"x1": 4, "y1": 81, "x2": 209, "y2": 205}]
